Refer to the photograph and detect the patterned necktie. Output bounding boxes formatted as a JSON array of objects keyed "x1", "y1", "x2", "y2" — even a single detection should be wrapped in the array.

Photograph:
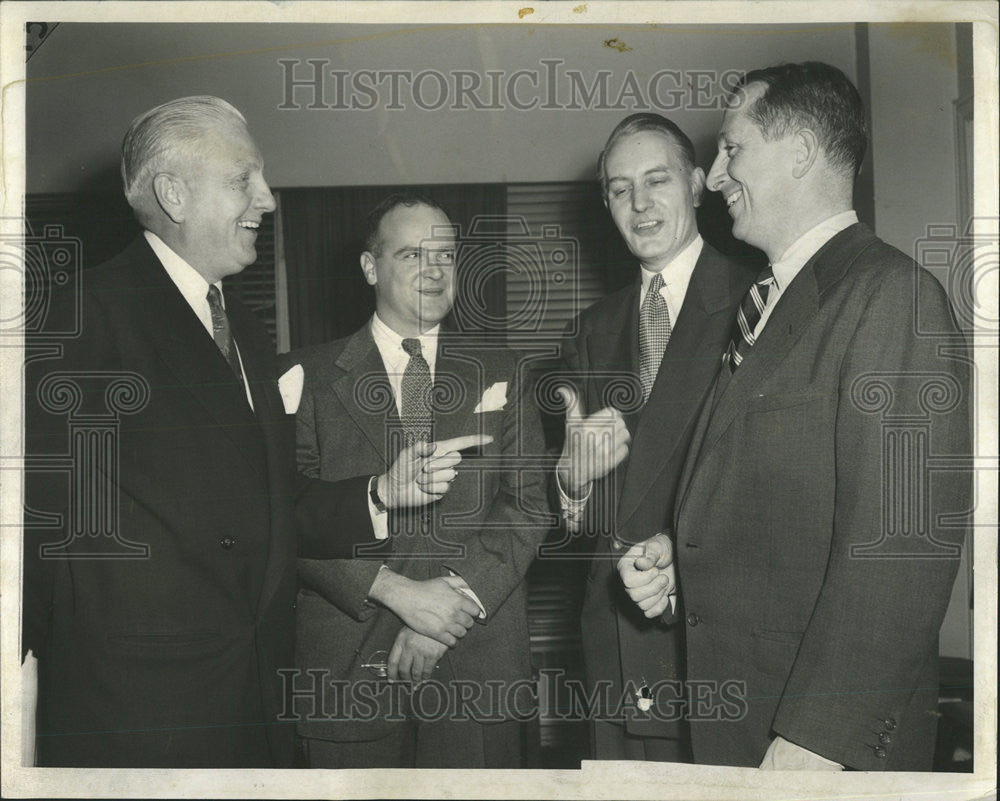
[
  {"x1": 725, "y1": 265, "x2": 775, "y2": 372},
  {"x1": 639, "y1": 272, "x2": 672, "y2": 403},
  {"x1": 400, "y1": 338, "x2": 433, "y2": 445},
  {"x1": 206, "y1": 285, "x2": 243, "y2": 381}
]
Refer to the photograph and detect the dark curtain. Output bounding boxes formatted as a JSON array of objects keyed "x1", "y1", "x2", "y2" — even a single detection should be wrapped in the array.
[{"x1": 280, "y1": 184, "x2": 506, "y2": 350}]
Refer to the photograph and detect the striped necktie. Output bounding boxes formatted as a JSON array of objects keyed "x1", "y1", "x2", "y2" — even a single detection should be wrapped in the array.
[
  {"x1": 725, "y1": 266, "x2": 775, "y2": 372},
  {"x1": 206, "y1": 285, "x2": 243, "y2": 381},
  {"x1": 639, "y1": 272, "x2": 671, "y2": 403},
  {"x1": 400, "y1": 337, "x2": 433, "y2": 445}
]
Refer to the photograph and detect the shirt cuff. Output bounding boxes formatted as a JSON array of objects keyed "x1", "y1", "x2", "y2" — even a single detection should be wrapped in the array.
[
  {"x1": 447, "y1": 570, "x2": 487, "y2": 620},
  {"x1": 556, "y1": 470, "x2": 592, "y2": 527},
  {"x1": 367, "y1": 476, "x2": 389, "y2": 540},
  {"x1": 762, "y1": 736, "x2": 845, "y2": 770}
]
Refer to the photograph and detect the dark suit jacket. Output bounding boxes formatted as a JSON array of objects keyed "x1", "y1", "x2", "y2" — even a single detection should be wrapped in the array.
[
  {"x1": 23, "y1": 236, "x2": 374, "y2": 767},
  {"x1": 287, "y1": 325, "x2": 550, "y2": 742},
  {"x1": 673, "y1": 224, "x2": 971, "y2": 769},
  {"x1": 562, "y1": 242, "x2": 753, "y2": 739}
]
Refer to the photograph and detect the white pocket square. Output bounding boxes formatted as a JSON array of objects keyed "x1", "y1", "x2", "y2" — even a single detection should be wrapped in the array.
[
  {"x1": 474, "y1": 381, "x2": 507, "y2": 413},
  {"x1": 278, "y1": 364, "x2": 304, "y2": 414}
]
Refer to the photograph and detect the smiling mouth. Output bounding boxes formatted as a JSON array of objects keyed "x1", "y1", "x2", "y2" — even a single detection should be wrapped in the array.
[
  {"x1": 725, "y1": 189, "x2": 743, "y2": 210},
  {"x1": 237, "y1": 220, "x2": 260, "y2": 232},
  {"x1": 633, "y1": 219, "x2": 662, "y2": 234}
]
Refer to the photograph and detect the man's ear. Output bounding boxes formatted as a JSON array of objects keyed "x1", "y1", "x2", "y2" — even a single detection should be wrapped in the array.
[
  {"x1": 689, "y1": 166, "x2": 706, "y2": 209},
  {"x1": 152, "y1": 173, "x2": 187, "y2": 224},
  {"x1": 792, "y1": 129, "x2": 820, "y2": 179},
  {"x1": 360, "y1": 252, "x2": 378, "y2": 286}
]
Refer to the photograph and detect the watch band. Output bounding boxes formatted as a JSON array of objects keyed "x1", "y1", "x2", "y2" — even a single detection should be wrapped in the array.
[{"x1": 368, "y1": 475, "x2": 387, "y2": 513}]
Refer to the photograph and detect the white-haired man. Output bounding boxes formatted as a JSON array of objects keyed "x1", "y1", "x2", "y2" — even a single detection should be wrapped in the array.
[{"x1": 23, "y1": 96, "x2": 481, "y2": 767}]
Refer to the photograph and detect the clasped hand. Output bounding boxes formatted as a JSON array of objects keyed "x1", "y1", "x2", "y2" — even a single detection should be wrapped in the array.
[
  {"x1": 617, "y1": 532, "x2": 676, "y2": 618},
  {"x1": 387, "y1": 626, "x2": 448, "y2": 683},
  {"x1": 368, "y1": 572, "x2": 480, "y2": 647}
]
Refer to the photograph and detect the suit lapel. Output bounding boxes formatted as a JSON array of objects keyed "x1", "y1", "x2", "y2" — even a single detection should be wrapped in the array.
[
  {"x1": 698, "y1": 223, "x2": 873, "y2": 459},
  {"x1": 617, "y1": 245, "x2": 737, "y2": 528},
  {"x1": 128, "y1": 239, "x2": 265, "y2": 480},
  {"x1": 587, "y1": 281, "x2": 641, "y2": 426},
  {"x1": 432, "y1": 336, "x2": 483, "y2": 443},
  {"x1": 331, "y1": 326, "x2": 395, "y2": 463}
]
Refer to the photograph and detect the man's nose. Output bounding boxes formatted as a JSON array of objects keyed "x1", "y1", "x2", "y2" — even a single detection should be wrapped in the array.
[
  {"x1": 706, "y1": 152, "x2": 728, "y2": 192},
  {"x1": 422, "y1": 258, "x2": 445, "y2": 278},
  {"x1": 631, "y1": 184, "x2": 653, "y2": 212},
  {"x1": 254, "y1": 176, "x2": 277, "y2": 213}
]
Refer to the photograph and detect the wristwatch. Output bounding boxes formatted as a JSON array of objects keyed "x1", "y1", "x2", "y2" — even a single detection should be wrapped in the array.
[{"x1": 368, "y1": 475, "x2": 387, "y2": 513}]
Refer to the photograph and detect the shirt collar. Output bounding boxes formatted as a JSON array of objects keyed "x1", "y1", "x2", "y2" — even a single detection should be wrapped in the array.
[
  {"x1": 639, "y1": 234, "x2": 704, "y2": 293},
  {"x1": 144, "y1": 230, "x2": 221, "y2": 307},
  {"x1": 771, "y1": 211, "x2": 858, "y2": 291},
  {"x1": 369, "y1": 312, "x2": 440, "y2": 370}
]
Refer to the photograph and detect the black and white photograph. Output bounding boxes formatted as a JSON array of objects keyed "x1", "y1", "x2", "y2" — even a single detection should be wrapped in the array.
[{"x1": 1, "y1": 2, "x2": 996, "y2": 799}]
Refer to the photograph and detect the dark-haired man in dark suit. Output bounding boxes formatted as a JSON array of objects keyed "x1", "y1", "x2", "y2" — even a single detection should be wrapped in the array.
[{"x1": 555, "y1": 113, "x2": 753, "y2": 762}]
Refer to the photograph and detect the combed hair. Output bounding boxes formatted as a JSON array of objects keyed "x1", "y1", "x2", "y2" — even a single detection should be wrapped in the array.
[
  {"x1": 120, "y1": 96, "x2": 247, "y2": 210},
  {"x1": 597, "y1": 113, "x2": 697, "y2": 192},
  {"x1": 362, "y1": 193, "x2": 450, "y2": 256},
  {"x1": 735, "y1": 61, "x2": 868, "y2": 177}
]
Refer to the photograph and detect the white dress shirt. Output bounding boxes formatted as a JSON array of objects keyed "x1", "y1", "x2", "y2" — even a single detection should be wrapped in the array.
[
  {"x1": 369, "y1": 312, "x2": 440, "y2": 414},
  {"x1": 367, "y1": 313, "x2": 485, "y2": 616},
  {"x1": 144, "y1": 230, "x2": 254, "y2": 409},
  {"x1": 637, "y1": 234, "x2": 703, "y2": 322},
  {"x1": 754, "y1": 211, "x2": 859, "y2": 337}
]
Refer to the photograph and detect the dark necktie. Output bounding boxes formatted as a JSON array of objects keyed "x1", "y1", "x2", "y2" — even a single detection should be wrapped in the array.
[
  {"x1": 725, "y1": 266, "x2": 775, "y2": 372},
  {"x1": 639, "y1": 272, "x2": 672, "y2": 403},
  {"x1": 400, "y1": 338, "x2": 433, "y2": 445},
  {"x1": 206, "y1": 285, "x2": 243, "y2": 382}
]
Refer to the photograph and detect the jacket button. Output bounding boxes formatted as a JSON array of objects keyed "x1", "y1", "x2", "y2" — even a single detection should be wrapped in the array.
[
  {"x1": 873, "y1": 746, "x2": 887, "y2": 759},
  {"x1": 878, "y1": 732, "x2": 891, "y2": 744},
  {"x1": 220, "y1": 537, "x2": 236, "y2": 550},
  {"x1": 883, "y1": 718, "x2": 897, "y2": 731},
  {"x1": 686, "y1": 613, "x2": 701, "y2": 626}
]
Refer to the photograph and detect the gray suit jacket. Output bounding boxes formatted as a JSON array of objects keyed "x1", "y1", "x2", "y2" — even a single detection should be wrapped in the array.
[
  {"x1": 673, "y1": 224, "x2": 971, "y2": 769},
  {"x1": 286, "y1": 325, "x2": 550, "y2": 741}
]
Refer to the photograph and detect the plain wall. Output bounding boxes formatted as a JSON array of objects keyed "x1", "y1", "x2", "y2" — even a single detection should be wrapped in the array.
[{"x1": 26, "y1": 22, "x2": 858, "y2": 190}]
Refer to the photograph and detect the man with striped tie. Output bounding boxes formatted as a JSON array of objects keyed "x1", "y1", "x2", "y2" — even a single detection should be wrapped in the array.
[
  {"x1": 620, "y1": 62, "x2": 971, "y2": 771},
  {"x1": 556, "y1": 114, "x2": 753, "y2": 762}
]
